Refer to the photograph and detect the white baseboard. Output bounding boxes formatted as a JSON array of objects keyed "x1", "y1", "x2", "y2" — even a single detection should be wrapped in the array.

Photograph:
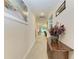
[{"x1": 23, "y1": 40, "x2": 35, "y2": 59}]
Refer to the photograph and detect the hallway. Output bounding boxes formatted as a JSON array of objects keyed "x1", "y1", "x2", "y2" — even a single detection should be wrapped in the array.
[{"x1": 4, "y1": 0, "x2": 74, "y2": 59}]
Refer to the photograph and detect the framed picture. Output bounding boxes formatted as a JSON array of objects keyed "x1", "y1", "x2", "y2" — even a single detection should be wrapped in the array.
[
  {"x1": 4, "y1": 0, "x2": 17, "y2": 11},
  {"x1": 56, "y1": 1, "x2": 66, "y2": 17},
  {"x1": 4, "y1": 0, "x2": 28, "y2": 25}
]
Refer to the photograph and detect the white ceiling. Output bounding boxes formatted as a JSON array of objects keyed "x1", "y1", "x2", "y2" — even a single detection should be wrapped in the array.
[{"x1": 23, "y1": 0, "x2": 64, "y2": 16}]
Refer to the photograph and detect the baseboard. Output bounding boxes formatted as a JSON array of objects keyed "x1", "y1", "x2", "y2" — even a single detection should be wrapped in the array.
[{"x1": 23, "y1": 40, "x2": 35, "y2": 59}]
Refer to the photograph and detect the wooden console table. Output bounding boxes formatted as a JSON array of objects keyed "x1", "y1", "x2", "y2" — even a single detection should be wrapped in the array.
[{"x1": 47, "y1": 41, "x2": 73, "y2": 59}]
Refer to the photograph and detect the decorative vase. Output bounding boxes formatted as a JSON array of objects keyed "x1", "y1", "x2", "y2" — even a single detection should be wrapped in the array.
[{"x1": 50, "y1": 35, "x2": 59, "y2": 44}]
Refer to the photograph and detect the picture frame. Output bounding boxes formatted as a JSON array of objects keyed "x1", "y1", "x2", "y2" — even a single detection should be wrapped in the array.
[
  {"x1": 56, "y1": 1, "x2": 66, "y2": 17},
  {"x1": 4, "y1": 0, "x2": 28, "y2": 25}
]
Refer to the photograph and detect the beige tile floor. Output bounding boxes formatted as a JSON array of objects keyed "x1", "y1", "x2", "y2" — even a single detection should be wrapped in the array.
[{"x1": 26, "y1": 34, "x2": 48, "y2": 59}]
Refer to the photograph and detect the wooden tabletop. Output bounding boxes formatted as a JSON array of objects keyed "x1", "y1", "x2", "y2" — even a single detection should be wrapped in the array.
[
  {"x1": 47, "y1": 41, "x2": 73, "y2": 52},
  {"x1": 47, "y1": 41, "x2": 73, "y2": 59}
]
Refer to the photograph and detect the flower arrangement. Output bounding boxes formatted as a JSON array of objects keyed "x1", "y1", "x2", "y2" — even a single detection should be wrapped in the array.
[
  {"x1": 49, "y1": 23, "x2": 65, "y2": 43},
  {"x1": 49, "y1": 24, "x2": 65, "y2": 37}
]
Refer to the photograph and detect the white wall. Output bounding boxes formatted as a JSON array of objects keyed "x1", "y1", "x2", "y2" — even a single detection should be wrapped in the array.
[
  {"x1": 4, "y1": 9, "x2": 35, "y2": 59},
  {"x1": 53, "y1": 0, "x2": 74, "y2": 49},
  {"x1": 52, "y1": 0, "x2": 74, "y2": 59}
]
